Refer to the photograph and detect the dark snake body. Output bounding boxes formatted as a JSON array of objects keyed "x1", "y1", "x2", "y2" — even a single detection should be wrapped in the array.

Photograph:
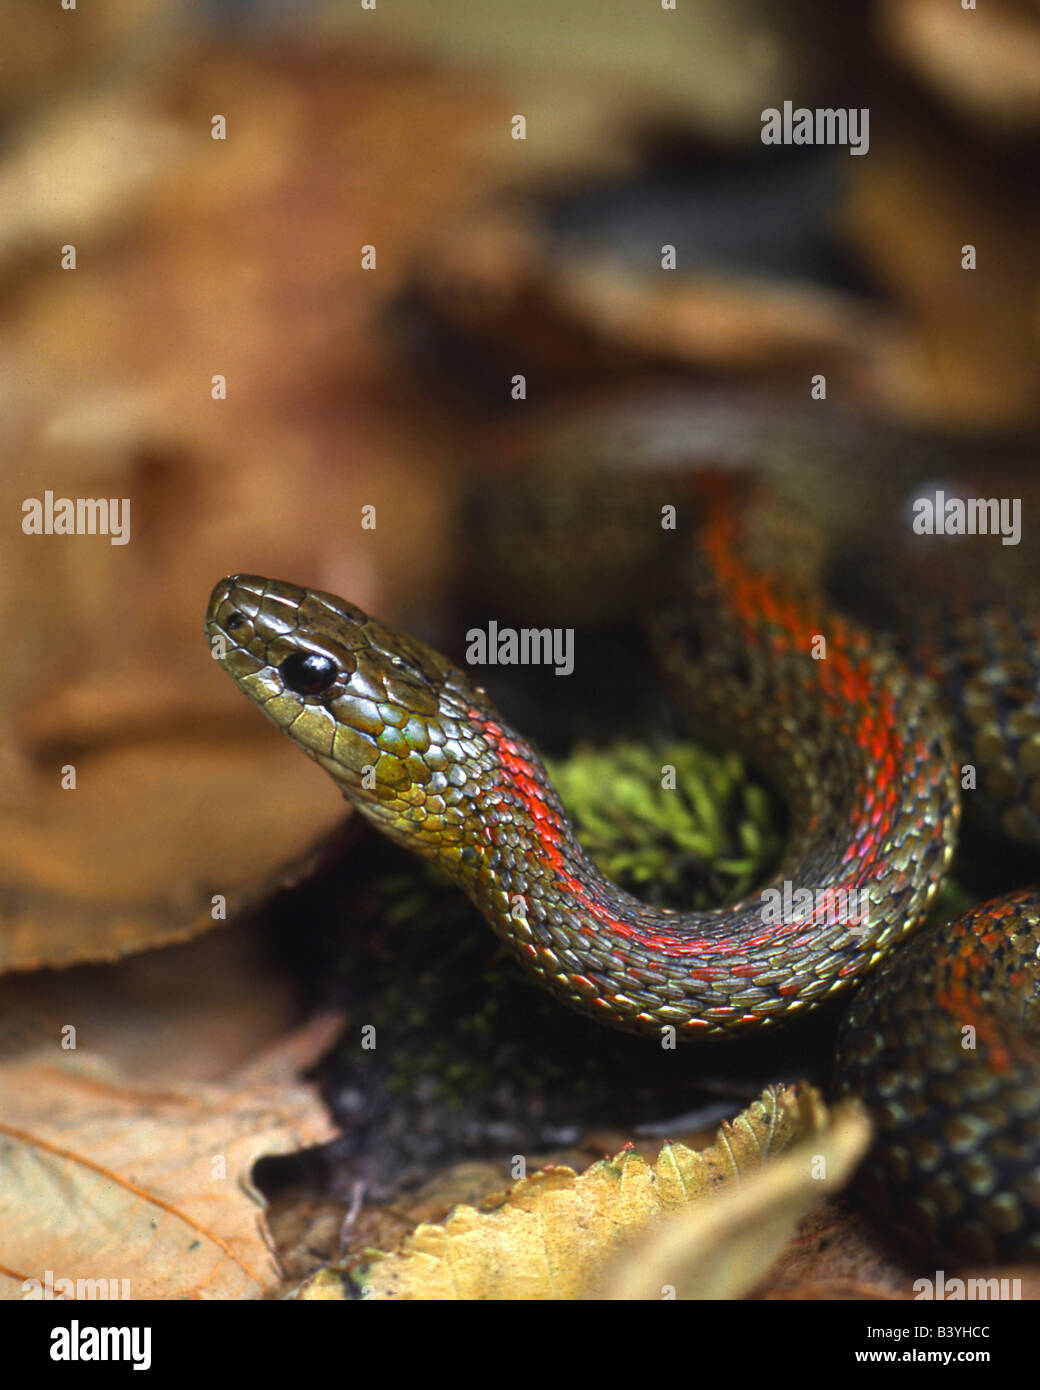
[{"x1": 205, "y1": 451, "x2": 1040, "y2": 1265}]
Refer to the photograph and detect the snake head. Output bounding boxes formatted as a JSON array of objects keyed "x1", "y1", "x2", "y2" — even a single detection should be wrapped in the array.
[{"x1": 206, "y1": 575, "x2": 495, "y2": 854}]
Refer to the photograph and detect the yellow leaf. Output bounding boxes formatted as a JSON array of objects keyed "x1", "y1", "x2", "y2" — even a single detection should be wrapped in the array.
[{"x1": 301, "y1": 1084, "x2": 849, "y2": 1300}]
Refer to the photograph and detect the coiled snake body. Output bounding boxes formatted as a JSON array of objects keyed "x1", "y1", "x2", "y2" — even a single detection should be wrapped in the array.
[{"x1": 206, "y1": 468, "x2": 1040, "y2": 1265}]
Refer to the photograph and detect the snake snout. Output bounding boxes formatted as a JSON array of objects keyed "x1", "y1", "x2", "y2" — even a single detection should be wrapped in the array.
[{"x1": 205, "y1": 574, "x2": 274, "y2": 649}]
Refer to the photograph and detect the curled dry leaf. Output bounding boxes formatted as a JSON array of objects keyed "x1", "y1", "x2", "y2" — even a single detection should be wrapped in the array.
[
  {"x1": 0, "y1": 1012, "x2": 339, "y2": 1301},
  {"x1": 591, "y1": 1099, "x2": 871, "y2": 1300},
  {"x1": 415, "y1": 212, "x2": 884, "y2": 390},
  {"x1": 298, "y1": 1084, "x2": 840, "y2": 1301}
]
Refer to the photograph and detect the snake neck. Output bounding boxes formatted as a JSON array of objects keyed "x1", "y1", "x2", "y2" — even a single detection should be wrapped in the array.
[{"x1": 396, "y1": 633, "x2": 958, "y2": 1040}]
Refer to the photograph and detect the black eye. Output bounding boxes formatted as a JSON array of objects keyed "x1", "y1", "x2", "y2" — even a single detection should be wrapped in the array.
[
  {"x1": 225, "y1": 612, "x2": 245, "y2": 631},
  {"x1": 280, "y1": 651, "x2": 339, "y2": 696}
]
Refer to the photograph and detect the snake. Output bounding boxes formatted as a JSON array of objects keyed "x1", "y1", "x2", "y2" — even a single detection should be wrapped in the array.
[{"x1": 205, "y1": 465, "x2": 1040, "y2": 1266}]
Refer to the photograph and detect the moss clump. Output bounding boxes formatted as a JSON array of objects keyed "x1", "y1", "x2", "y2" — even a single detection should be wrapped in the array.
[{"x1": 546, "y1": 740, "x2": 783, "y2": 906}]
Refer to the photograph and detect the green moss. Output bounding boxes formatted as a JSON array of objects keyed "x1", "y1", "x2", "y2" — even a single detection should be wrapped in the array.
[{"x1": 546, "y1": 741, "x2": 784, "y2": 906}]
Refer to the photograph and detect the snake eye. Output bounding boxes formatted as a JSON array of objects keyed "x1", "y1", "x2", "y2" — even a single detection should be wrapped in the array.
[
  {"x1": 280, "y1": 651, "x2": 339, "y2": 696},
  {"x1": 225, "y1": 611, "x2": 245, "y2": 631}
]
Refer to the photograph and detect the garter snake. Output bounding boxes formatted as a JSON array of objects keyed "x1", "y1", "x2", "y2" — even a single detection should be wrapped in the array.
[{"x1": 205, "y1": 470, "x2": 1040, "y2": 1265}]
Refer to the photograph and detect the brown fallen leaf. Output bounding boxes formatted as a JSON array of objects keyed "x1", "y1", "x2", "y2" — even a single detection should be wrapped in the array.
[
  {"x1": 756, "y1": 1204, "x2": 1040, "y2": 1302},
  {"x1": 415, "y1": 210, "x2": 885, "y2": 394},
  {"x1": 296, "y1": 1083, "x2": 838, "y2": 1301},
  {"x1": 267, "y1": 1201, "x2": 355, "y2": 1292},
  {"x1": 0, "y1": 1010, "x2": 339, "y2": 1301},
  {"x1": 0, "y1": 921, "x2": 307, "y2": 1084},
  {"x1": 0, "y1": 42, "x2": 503, "y2": 972}
]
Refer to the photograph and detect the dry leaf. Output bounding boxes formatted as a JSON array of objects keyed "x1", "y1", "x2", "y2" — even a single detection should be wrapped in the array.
[
  {"x1": 547, "y1": 256, "x2": 881, "y2": 379},
  {"x1": 757, "y1": 1206, "x2": 1040, "y2": 1302},
  {"x1": 417, "y1": 211, "x2": 884, "y2": 390},
  {"x1": 0, "y1": 1012, "x2": 339, "y2": 1300},
  {"x1": 0, "y1": 44, "x2": 503, "y2": 971},
  {"x1": 591, "y1": 1100, "x2": 870, "y2": 1299},
  {"x1": 0, "y1": 0, "x2": 178, "y2": 118},
  {"x1": 0, "y1": 93, "x2": 186, "y2": 269},
  {"x1": 300, "y1": 1084, "x2": 832, "y2": 1300},
  {"x1": 0, "y1": 925, "x2": 306, "y2": 1084}
]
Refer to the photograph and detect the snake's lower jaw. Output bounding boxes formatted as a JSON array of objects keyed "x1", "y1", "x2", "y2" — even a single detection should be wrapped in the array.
[
  {"x1": 311, "y1": 752, "x2": 400, "y2": 819},
  {"x1": 342, "y1": 793, "x2": 452, "y2": 867}
]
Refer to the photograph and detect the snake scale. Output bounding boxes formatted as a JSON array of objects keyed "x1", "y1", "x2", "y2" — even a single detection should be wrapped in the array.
[{"x1": 205, "y1": 438, "x2": 1040, "y2": 1267}]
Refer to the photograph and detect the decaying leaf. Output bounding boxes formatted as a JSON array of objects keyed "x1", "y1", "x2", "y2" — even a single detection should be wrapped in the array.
[
  {"x1": 0, "y1": 1011, "x2": 340, "y2": 1300},
  {"x1": 297, "y1": 1083, "x2": 855, "y2": 1300}
]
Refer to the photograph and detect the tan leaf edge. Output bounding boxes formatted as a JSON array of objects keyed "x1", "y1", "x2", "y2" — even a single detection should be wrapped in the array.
[{"x1": 592, "y1": 1096, "x2": 872, "y2": 1299}]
